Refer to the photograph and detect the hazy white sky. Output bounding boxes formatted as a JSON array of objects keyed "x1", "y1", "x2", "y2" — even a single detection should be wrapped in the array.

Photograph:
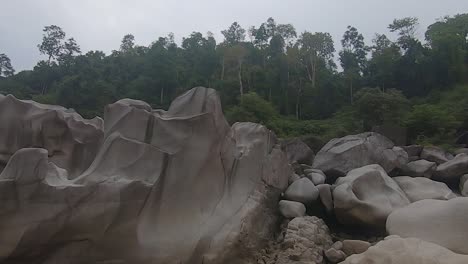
[{"x1": 1, "y1": 0, "x2": 467, "y2": 71}]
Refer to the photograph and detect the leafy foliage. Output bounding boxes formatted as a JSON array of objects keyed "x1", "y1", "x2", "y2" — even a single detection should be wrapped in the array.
[{"x1": 0, "y1": 14, "x2": 467, "y2": 148}]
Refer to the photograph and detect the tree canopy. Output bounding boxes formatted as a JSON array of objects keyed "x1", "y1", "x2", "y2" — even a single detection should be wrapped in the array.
[{"x1": 1, "y1": 14, "x2": 468, "y2": 147}]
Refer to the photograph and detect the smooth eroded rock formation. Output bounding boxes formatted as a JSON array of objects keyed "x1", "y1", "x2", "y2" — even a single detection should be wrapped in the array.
[
  {"x1": 340, "y1": 236, "x2": 468, "y2": 264},
  {"x1": 387, "y1": 197, "x2": 468, "y2": 254},
  {"x1": 0, "y1": 87, "x2": 292, "y2": 264},
  {"x1": 0, "y1": 94, "x2": 104, "y2": 177},
  {"x1": 313, "y1": 132, "x2": 407, "y2": 180},
  {"x1": 333, "y1": 164, "x2": 410, "y2": 230}
]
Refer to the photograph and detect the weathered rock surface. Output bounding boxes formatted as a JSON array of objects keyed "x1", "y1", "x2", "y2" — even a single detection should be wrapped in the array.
[
  {"x1": 333, "y1": 164, "x2": 410, "y2": 229},
  {"x1": 0, "y1": 94, "x2": 104, "y2": 177},
  {"x1": 259, "y1": 216, "x2": 333, "y2": 264},
  {"x1": 340, "y1": 236, "x2": 468, "y2": 264},
  {"x1": 284, "y1": 177, "x2": 319, "y2": 205},
  {"x1": 400, "y1": 159, "x2": 436, "y2": 178},
  {"x1": 394, "y1": 176, "x2": 456, "y2": 202},
  {"x1": 387, "y1": 197, "x2": 468, "y2": 254},
  {"x1": 281, "y1": 138, "x2": 315, "y2": 165},
  {"x1": 421, "y1": 146, "x2": 454, "y2": 164},
  {"x1": 279, "y1": 200, "x2": 306, "y2": 218},
  {"x1": 0, "y1": 87, "x2": 291, "y2": 264},
  {"x1": 342, "y1": 240, "x2": 371, "y2": 256},
  {"x1": 434, "y1": 153, "x2": 468, "y2": 182},
  {"x1": 460, "y1": 174, "x2": 468, "y2": 196},
  {"x1": 312, "y1": 132, "x2": 407, "y2": 180}
]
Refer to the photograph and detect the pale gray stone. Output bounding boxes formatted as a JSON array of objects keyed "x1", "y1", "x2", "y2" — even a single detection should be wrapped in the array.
[
  {"x1": 284, "y1": 177, "x2": 319, "y2": 204},
  {"x1": 308, "y1": 172, "x2": 326, "y2": 185},
  {"x1": 279, "y1": 200, "x2": 306, "y2": 218}
]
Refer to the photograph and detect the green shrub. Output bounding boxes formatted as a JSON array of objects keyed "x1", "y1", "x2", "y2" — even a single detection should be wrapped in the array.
[{"x1": 404, "y1": 104, "x2": 460, "y2": 145}]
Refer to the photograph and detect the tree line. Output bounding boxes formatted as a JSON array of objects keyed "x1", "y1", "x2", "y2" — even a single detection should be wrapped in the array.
[{"x1": 0, "y1": 14, "x2": 467, "y2": 147}]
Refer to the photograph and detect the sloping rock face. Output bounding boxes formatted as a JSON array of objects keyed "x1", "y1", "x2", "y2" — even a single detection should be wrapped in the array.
[
  {"x1": 312, "y1": 132, "x2": 407, "y2": 180},
  {"x1": 340, "y1": 236, "x2": 468, "y2": 264},
  {"x1": 387, "y1": 198, "x2": 468, "y2": 254},
  {"x1": 333, "y1": 164, "x2": 410, "y2": 230},
  {"x1": 0, "y1": 94, "x2": 104, "y2": 177},
  {"x1": 0, "y1": 87, "x2": 291, "y2": 264}
]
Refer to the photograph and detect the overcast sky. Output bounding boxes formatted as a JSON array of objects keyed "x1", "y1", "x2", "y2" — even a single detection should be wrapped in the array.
[{"x1": 1, "y1": 0, "x2": 467, "y2": 71}]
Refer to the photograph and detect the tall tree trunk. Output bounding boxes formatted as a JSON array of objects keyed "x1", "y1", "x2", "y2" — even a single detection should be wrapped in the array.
[
  {"x1": 285, "y1": 66, "x2": 290, "y2": 115},
  {"x1": 221, "y1": 57, "x2": 225, "y2": 81},
  {"x1": 350, "y1": 79, "x2": 354, "y2": 105},
  {"x1": 310, "y1": 55, "x2": 317, "y2": 88},
  {"x1": 305, "y1": 64, "x2": 313, "y2": 82},
  {"x1": 296, "y1": 78, "x2": 302, "y2": 120},
  {"x1": 160, "y1": 86, "x2": 164, "y2": 105},
  {"x1": 238, "y1": 60, "x2": 243, "y2": 97}
]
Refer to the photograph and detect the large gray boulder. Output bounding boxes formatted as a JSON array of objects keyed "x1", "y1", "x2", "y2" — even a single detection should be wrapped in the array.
[
  {"x1": 421, "y1": 146, "x2": 454, "y2": 164},
  {"x1": 400, "y1": 159, "x2": 436, "y2": 178},
  {"x1": 0, "y1": 88, "x2": 292, "y2": 264},
  {"x1": 340, "y1": 236, "x2": 468, "y2": 264},
  {"x1": 387, "y1": 197, "x2": 468, "y2": 254},
  {"x1": 333, "y1": 164, "x2": 410, "y2": 230},
  {"x1": 281, "y1": 138, "x2": 315, "y2": 165},
  {"x1": 313, "y1": 132, "x2": 407, "y2": 180},
  {"x1": 434, "y1": 153, "x2": 468, "y2": 183},
  {"x1": 394, "y1": 176, "x2": 456, "y2": 202},
  {"x1": 284, "y1": 177, "x2": 319, "y2": 205}
]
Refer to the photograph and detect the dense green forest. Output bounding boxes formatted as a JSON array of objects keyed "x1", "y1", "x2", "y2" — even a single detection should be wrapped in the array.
[{"x1": 1, "y1": 14, "x2": 467, "y2": 148}]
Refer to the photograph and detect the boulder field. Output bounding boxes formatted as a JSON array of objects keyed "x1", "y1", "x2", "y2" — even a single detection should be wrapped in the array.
[{"x1": 1, "y1": 87, "x2": 468, "y2": 263}]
